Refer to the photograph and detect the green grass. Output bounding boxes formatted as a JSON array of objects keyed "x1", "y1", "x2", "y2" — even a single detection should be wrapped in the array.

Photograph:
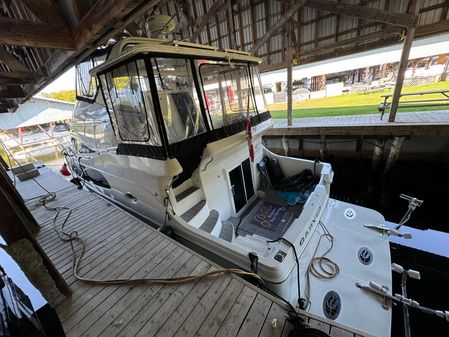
[{"x1": 268, "y1": 81, "x2": 449, "y2": 119}]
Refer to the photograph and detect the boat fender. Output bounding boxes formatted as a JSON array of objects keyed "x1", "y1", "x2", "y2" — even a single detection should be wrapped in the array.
[
  {"x1": 159, "y1": 225, "x2": 174, "y2": 237},
  {"x1": 248, "y1": 252, "x2": 258, "y2": 273}
]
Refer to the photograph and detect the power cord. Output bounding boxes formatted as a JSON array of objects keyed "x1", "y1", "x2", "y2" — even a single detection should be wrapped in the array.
[{"x1": 303, "y1": 221, "x2": 339, "y2": 310}]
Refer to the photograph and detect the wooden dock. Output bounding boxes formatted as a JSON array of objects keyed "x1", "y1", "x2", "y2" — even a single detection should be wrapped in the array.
[
  {"x1": 12, "y1": 168, "x2": 370, "y2": 337},
  {"x1": 267, "y1": 110, "x2": 449, "y2": 136}
]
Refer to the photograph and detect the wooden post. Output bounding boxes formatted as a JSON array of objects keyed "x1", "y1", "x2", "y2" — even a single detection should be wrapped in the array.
[
  {"x1": 282, "y1": 136, "x2": 290, "y2": 156},
  {"x1": 320, "y1": 135, "x2": 327, "y2": 160},
  {"x1": 372, "y1": 140, "x2": 385, "y2": 170},
  {"x1": 287, "y1": 19, "x2": 293, "y2": 126},
  {"x1": 226, "y1": 0, "x2": 237, "y2": 50},
  {"x1": 384, "y1": 137, "x2": 405, "y2": 173},
  {"x1": 298, "y1": 137, "x2": 304, "y2": 157},
  {"x1": 388, "y1": 0, "x2": 421, "y2": 122},
  {"x1": 0, "y1": 164, "x2": 71, "y2": 305}
]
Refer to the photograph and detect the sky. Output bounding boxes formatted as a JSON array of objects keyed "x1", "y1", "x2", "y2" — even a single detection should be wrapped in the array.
[{"x1": 39, "y1": 66, "x2": 76, "y2": 94}]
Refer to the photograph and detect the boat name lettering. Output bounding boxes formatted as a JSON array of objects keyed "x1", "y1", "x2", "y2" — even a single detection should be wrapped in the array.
[{"x1": 300, "y1": 221, "x2": 315, "y2": 246}]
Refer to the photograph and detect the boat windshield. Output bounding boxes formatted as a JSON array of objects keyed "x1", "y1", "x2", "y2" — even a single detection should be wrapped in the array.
[
  {"x1": 198, "y1": 61, "x2": 260, "y2": 129},
  {"x1": 76, "y1": 52, "x2": 106, "y2": 101},
  {"x1": 99, "y1": 59, "x2": 161, "y2": 145},
  {"x1": 150, "y1": 57, "x2": 206, "y2": 144},
  {"x1": 96, "y1": 53, "x2": 267, "y2": 149}
]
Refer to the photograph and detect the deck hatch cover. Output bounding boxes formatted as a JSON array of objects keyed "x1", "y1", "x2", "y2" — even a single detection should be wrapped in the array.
[
  {"x1": 358, "y1": 247, "x2": 373, "y2": 265},
  {"x1": 323, "y1": 291, "x2": 341, "y2": 320}
]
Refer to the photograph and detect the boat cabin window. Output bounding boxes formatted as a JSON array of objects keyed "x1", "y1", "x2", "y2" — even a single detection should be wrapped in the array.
[
  {"x1": 100, "y1": 59, "x2": 161, "y2": 145},
  {"x1": 250, "y1": 65, "x2": 268, "y2": 113},
  {"x1": 151, "y1": 57, "x2": 206, "y2": 144},
  {"x1": 76, "y1": 53, "x2": 106, "y2": 101},
  {"x1": 199, "y1": 62, "x2": 257, "y2": 129}
]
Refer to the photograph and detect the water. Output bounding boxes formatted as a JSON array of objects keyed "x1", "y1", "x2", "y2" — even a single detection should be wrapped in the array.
[
  {"x1": 327, "y1": 157, "x2": 449, "y2": 337},
  {"x1": 1, "y1": 143, "x2": 65, "y2": 174}
]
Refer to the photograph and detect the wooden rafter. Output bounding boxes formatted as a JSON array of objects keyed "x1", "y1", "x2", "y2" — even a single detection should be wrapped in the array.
[
  {"x1": 72, "y1": 0, "x2": 163, "y2": 51},
  {"x1": 189, "y1": 0, "x2": 224, "y2": 42},
  {"x1": 250, "y1": 0, "x2": 309, "y2": 54},
  {"x1": 0, "y1": 17, "x2": 75, "y2": 50},
  {"x1": 0, "y1": 47, "x2": 29, "y2": 72},
  {"x1": 0, "y1": 71, "x2": 40, "y2": 85},
  {"x1": 226, "y1": 0, "x2": 237, "y2": 50},
  {"x1": 300, "y1": 26, "x2": 403, "y2": 60},
  {"x1": 306, "y1": 0, "x2": 418, "y2": 28},
  {"x1": 18, "y1": 0, "x2": 65, "y2": 25}
]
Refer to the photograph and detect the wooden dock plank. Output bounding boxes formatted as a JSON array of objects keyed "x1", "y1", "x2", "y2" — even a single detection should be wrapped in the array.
[
  {"x1": 214, "y1": 286, "x2": 258, "y2": 337},
  {"x1": 108, "y1": 261, "x2": 211, "y2": 337},
  {"x1": 236, "y1": 293, "x2": 272, "y2": 337},
  {"x1": 153, "y1": 273, "x2": 233, "y2": 337},
  {"x1": 59, "y1": 239, "x2": 175, "y2": 324},
  {"x1": 96, "y1": 256, "x2": 205, "y2": 337},
  {"x1": 309, "y1": 318, "x2": 331, "y2": 334},
  {"x1": 176, "y1": 278, "x2": 244, "y2": 337},
  {"x1": 258, "y1": 303, "x2": 289, "y2": 337},
  {"x1": 69, "y1": 249, "x2": 195, "y2": 337},
  {"x1": 330, "y1": 326, "x2": 355, "y2": 337}
]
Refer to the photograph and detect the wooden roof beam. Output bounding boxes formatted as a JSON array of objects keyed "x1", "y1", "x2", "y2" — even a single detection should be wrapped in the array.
[
  {"x1": 306, "y1": 0, "x2": 418, "y2": 28},
  {"x1": 0, "y1": 71, "x2": 41, "y2": 85},
  {"x1": 250, "y1": 0, "x2": 309, "y2": 54},
  {"x1": 300, "y1": 26, "x2": 403, "y2": 61},
  {"x1": 0, "y1": 47, "x2": 29, "y2": 72},
  {"x1": 17, "y1": 0, "x2": 65, "y2": 25},
  {"x1": 72, "y1": 0, "x2": 163, "y2": 52},
  {"x1": 0, "y1": 17, "x2": 75, "y2": 50},
  {"x1": 189, "y1": 0, "x2": 225, "y2": 42}
]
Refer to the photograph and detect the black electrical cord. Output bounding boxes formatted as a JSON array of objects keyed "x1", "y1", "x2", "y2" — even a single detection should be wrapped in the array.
[{"x1": 267, "y1": 237, "x2": 305, "y2": 310}]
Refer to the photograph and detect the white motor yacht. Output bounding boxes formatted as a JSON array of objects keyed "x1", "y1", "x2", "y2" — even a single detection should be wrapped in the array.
[{"x1": 66, "y1": 37, "x2": 392, "y2": 337}]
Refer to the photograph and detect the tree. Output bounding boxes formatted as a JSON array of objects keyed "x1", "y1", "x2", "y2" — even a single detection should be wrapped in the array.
[{"x1": 41, "y1": 90, "x2": 76, "y2": 102}]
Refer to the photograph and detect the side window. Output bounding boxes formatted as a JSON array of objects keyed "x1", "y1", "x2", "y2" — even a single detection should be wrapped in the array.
[
  {"x1": 151, "y1": 57, "x2": 206, "y2": 144},
  {"x1": 76, "y1": 59, "x2": 97, "y2": 100},
  {"x1": 250, "y1": 65, "x2": 268, "y2": 113},
  {"x1": 199, "y1": 63, "x2": 257, "y2": 130},
  {"x1": 76, "y1": 54, "x2": 105, "y2": 101},
  {"x1": 100, "y1": 59, "x2": 161, "y2": 145}
]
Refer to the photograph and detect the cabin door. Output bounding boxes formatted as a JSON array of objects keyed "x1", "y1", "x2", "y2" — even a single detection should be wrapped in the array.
[{"x1": 229, "y1": 159, "x2": 255, "y2": 214}]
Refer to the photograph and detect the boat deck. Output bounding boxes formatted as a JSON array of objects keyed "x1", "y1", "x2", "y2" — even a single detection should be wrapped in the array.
[
  {"x1": 12, "y1": 167, "x2": 370, "y2": 337},
  {"x1": 267, "y1": 110, "x2": 449, "y2": 136}
]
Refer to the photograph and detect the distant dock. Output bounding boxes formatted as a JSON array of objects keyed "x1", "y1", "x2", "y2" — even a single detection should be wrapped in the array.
[{"x1": 267, "y1": 110, "x2": 449, "y2": 137}]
